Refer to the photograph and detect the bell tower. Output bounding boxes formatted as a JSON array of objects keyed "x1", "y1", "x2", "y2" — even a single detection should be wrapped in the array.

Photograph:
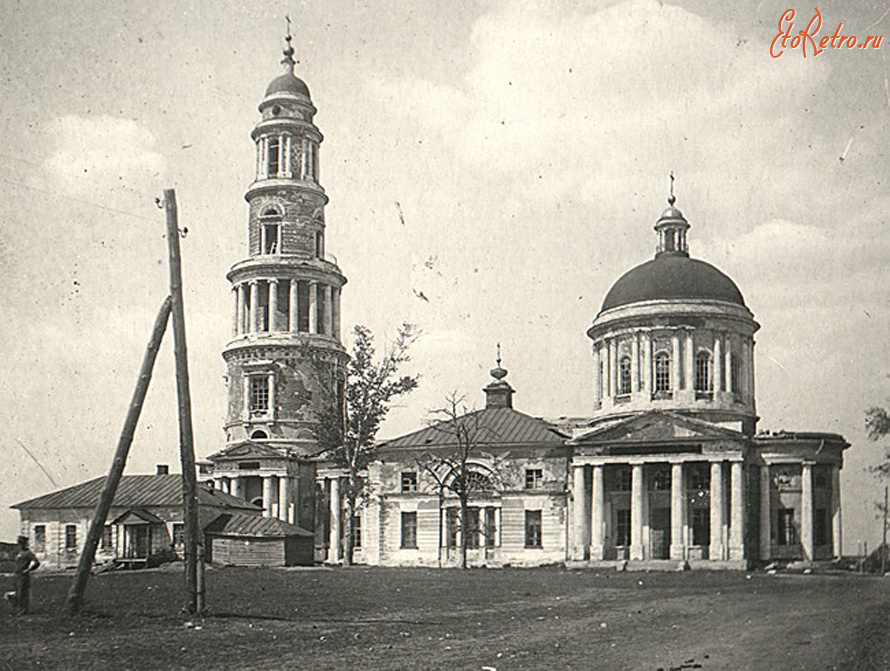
[{"x1": 211, "y1": 30, "x2": 347, "y2": 526}]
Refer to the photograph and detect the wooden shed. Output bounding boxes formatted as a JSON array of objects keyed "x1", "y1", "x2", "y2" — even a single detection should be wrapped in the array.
[{"x1": 205, "y1": 513, "x2": 315, "y2": 567}]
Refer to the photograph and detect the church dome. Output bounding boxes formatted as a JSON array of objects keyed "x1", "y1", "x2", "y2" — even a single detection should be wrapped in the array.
[
  {"x1": 600, "y1": 254, "x2": 746, "y2": 312},
  {"x1": 265, "y1": 72, "x2": 310, "y2": 99}
]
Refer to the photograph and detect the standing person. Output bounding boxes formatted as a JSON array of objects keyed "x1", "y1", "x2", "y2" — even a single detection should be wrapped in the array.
[{"x1": 11, "y1": 535, "x2": 40, "y2": 615}]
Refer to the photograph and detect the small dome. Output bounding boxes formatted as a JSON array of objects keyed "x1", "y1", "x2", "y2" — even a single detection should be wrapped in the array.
[
  {"x1": 600, "y1": 254, "x2": 746, "y2": 313},
  {"x1": 265, "y1": 73, "x2": 310, "y2": 99}
]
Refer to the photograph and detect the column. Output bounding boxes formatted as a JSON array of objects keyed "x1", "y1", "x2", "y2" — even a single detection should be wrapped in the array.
[
  {"x1": 268, "y1": 279, "x2": 279, "y2": 332},
  {"x1": 599, "y1": 343, "x2": 608, "y2": 400},
  {"x1": 495, "y1": 507, "x2": 502, "y2": 547},
  {"x1": 724, "y1": 335, "x2": 734, "y2": 395},
  {"x1": 642, "y1": 332, "x2": 652, "y2": 396},
  {"x1": 713, "y1": 333, "x2": 723, "y2": 392},
  {"x1": 232, "y1": 286, "x2": 240, "y2": 337},
  {"x1": 277, "y1": 135, "x2": 284, "y2": 177},
  {"x1": 631, "y1": 464, "x2": 644, "y2": 560},
  {"x1": 262, "y1": 476, "x2": 274, "y2": 518},
  {"x1": 608, "y1": 338, "x2": 617, "y2": 398},
  {"x1": 709, "y1": 461, "x2": 725, "y2": 561},
  {"x1": 259, "y1": 137, "x2": 267, "y2": 178},
  {"x1": 284, "y1": 135, "x2": 292, "y2": 177},
  {"x1": 237, "y1": 283, "x2": 247, "y2": 336},
  {"x1": 332, "y1": 286, "x2": 341, "y2": 341},
  {"x1": 230, "y1": 477, "x2": 241, "y2": 499},
  {"x1": 801, "y1": 461, "x2": 814, "y2": 561},
  {"x1": 831, "y1": 465, "x2": 842, "y2": 560},
  {"x1": 289, "y1": 279, "x2": 299, "y2": 333},
  {"x1": 221, "y1": 478, "x2": 230, "y2": 495},
  {"x1": 255, "y1": 138, "x2": 262, "y2": 179},
  {"x1": 572, "y1": 465, "x2": 587, "y2": 560},
  {"x1": 329, "y1": 478, "x2": 341, "y2": 563},
  {"x1": 267, "y1": 372, "x2": 276, "y2": 419},
  {"x1": 590, "y1": 465, "x2": 605, "y2": 560},
  {"x1": 324, "y1": 284, "x2": 333, "y2": 336},
  {"x1": 249, "y1": 281, "x2": 259, "y2": 334},
  {"x1": 730, "y1": 461, "x2": 745, "y2": 559},
  {"x1": 278, "y1": 475, "x2": 289, "y2": 522},
  {"x1": 747, "y1": 339, "x2": 756, "y2": 405},
  {"x1": 759, "y1": 465, "x2": 771, "y2": 560},
  {"x1": 308, "y1": 281, "x2": 318, "y2": 334},
  {"x1": 630, "y1": 332, "x2": 640, "y2": 396},
  {"x1": 671, "y1": 331, "x2": 681, "y2": 394},
  {"x1": 684, "y1": 330, "x2": 695, "y2": 392},
  {"x1": 670, "y1": 462, "x2": 686, "y2": 561}
]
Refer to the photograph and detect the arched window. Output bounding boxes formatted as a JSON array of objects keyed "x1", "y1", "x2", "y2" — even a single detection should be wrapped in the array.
[
  {"x1": 654, "y1": 352, "x2": 671, "y2": 392},
  {"x1": 618, "y1": 356, "x2": 631, "y2": 395},
  {"x1": 250, "y1": 429, "x2": 268, "y2": 440},
  {"x1": 260, "y1": 207, "x2": 281, "y2": 255},
  {"x1": 695, "y1": 351, "x2": 712, "y2": 392}
]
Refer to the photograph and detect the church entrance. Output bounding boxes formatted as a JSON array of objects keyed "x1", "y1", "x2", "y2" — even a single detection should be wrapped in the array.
[{"x1": 650, "y1": 507, "x2": 671, "y2": 559}]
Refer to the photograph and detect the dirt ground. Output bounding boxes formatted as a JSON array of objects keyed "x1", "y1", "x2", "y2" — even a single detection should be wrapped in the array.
[{"x1": 0, "y1": 565, "x2": 887, "y2": 670}]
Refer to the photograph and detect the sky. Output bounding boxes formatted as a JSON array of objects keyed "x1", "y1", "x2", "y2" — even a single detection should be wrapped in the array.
[{"x1": 0, "y1": 0, "x2": 888, "y2": 551}]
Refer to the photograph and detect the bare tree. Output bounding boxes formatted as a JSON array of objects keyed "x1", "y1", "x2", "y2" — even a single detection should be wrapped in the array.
[
  {"x1": 867, "y1": 406, "x2": 890, "y2": 572},
  {"x1": 416, "y1": 392, "x2": 505, "y2": 569},
  {"x1": 317, "y1": 323, "x2": 419, "y2": 566}
]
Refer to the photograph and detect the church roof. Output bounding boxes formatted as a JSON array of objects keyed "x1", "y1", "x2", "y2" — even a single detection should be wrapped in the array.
[
  {"x1": 600, "y1": 254, "x2": 746, "y2": 313},
  {"x1": 265, "y1": 72, "x2": 310, "y2": 99},
  {"x1": 12, "y1": 475, "x2": 260, "y2": 512},
  {"x1": 380, "y1": 407, "x2": 568, "y2": 450},
  {"x1": 570, "y1": 410, "x2": 746, "y2": 445}
]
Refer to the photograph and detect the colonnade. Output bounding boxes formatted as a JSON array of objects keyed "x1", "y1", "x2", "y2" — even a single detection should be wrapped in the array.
[
  {"x1": 758, "y1": 462, "x2": 842, "y2": 562},
  {"x1": 595, "y1": 329, "x2": 754, "y2": 404},
  {"x1": 232, "y1": 278, "x2": 341, "y2": 340},
  {"x1": 256, "y1": 133, "x2": 319, "y2": 183},
  {"x1": 571, "y1": 459, "x2": 746, "y2": 563},
  {"x1": 213, "y1": 474, "x2": 298, "y2": 525}
]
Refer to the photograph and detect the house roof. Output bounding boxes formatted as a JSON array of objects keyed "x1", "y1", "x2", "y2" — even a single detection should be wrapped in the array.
[
  {"x1": 12, "y1": 474, "x2": 261, "y2": 512},
  {"x1": 379, "y1": 406, "x2": 568, "y2": 451},
  {"x1": 204, "y1": 512, "x2": 314, "y2": 538}
]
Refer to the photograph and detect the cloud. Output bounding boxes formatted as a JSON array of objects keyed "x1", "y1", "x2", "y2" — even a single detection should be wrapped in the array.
[{"x1": 42, "y1": 115, "x2": 167, "y2": 199}]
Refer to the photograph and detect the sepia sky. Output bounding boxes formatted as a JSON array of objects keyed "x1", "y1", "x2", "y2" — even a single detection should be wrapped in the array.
[{"x1": 0, "y1": 0, "x2": 888, "y2": 549}]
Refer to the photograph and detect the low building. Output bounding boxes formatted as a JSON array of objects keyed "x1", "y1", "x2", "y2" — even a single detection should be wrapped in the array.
[
  {"x1": 12, "y1": 467, "x2": 263, "y2": 569},
  {"x1": 205, "y1": 512, "x2": 315, "y2": 567}
]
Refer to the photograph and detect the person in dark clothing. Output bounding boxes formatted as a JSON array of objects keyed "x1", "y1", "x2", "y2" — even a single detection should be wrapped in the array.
[{"x1": 8, "y1": 535, "x2": 40, "y2": 615}]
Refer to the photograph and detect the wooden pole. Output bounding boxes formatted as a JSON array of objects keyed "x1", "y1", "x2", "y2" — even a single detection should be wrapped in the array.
[
  {"x1": 164, "y1": 189, "x2": 202, "y2": 615},
  {"x1": 65, "y1": 296, "x2": 172, "y2": 615},
  {"x1": 882, "y1": 486, "x2": 888, "y2": 576}
]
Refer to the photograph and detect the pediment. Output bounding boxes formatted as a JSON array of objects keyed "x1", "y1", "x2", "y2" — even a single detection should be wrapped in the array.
[
  {"x1": 210, "y1": 441, "x2": 284, "y2": 461},
  {"x1": 572, "y1": 411, "x2": 743, "y2": 445}
]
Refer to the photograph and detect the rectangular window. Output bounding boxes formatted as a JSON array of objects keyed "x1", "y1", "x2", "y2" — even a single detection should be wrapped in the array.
[
  {"x1": 400, "y1": 471, "x2": 418, "y2": 493},
  {"x1": 655, "y1": 353, "x2": 671, "y2": 392},
  {"x1": 777, "y1": 508, "x2": 796, "y2": 546},
  {"x1": 615, "y1": 509, "x2": 631, "y2": 546},
  {"x1": 484, "y1": 508, "x2": 496, "y2": 548},
  {"x1": 614, "y1": 466, "x2": 632, "y2": 492},
  {"x1": 525, "y1": 510, "x2": 542, "y2": 548},
  {"x1": 65, "y1": 524, "x2": 78, "y2": 552},
  {"x1": 695, "y1": 353, "x2": 712, "y2": 392},
  {"x1": 263, "y1": 223, "x2": 279, "y2": 254},
  {"x1": 172, "y1": 523, "x2": 185, "y2": 548},
  {"x1": 525, "y1": 468, "x2": 543, "y2": 490},
  {"x1": 650, "y1": 466, "x2": 671, "y2": 491},
  {"x1": 33, "y1": 525, "x2": 46, "y2": 553},
  {"x1": 687, "y1": 464, "x2": 709, "y2": 491},
  {"x1": 400, "y1": 511, "x2": 417, "y2": 549},
  {"x1": 466, "y1": 508, "x2": 480, "y2": 549},
  {"x1": 691, "y1": 508, "x2": 710, "y2": 546},
  {"x1": 249, "y1": 376, "x2": 270, "y2": 414},
  {"x1": 100, "y1": 525, "x2": 113, "y2": 551},
  {"x1": 352, "y1": 515, "x2": 362, "y2": 549},
  {"x1": 445, "y1": 507, "x2": 458, "y2": 548}
]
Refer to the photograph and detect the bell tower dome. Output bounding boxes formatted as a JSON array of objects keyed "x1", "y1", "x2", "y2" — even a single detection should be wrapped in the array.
[{"x1": 222, "y1": 29, "x2": 348, "y2": 453}]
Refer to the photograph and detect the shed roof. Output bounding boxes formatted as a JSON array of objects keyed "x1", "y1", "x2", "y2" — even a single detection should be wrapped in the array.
[{"x1": 204, "y1": 512, "x2": 314, "y2": 538}]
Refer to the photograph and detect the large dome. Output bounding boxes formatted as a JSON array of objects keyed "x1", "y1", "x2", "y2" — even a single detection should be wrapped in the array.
[{"x1": 600, "y1": 254, "x2": 745, "y2": 312}]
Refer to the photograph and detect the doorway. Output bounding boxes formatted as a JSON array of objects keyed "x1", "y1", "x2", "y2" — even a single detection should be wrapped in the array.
[{"x1": 650, "y1": 507, "x2": 671, "y2": 559}]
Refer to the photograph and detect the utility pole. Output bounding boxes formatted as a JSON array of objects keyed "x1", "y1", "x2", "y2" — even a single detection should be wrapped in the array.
[
  {"x1": 164, "y1": 189, "x2": 203, "y2": 614},
  {"x1": 882, "y1": 486, "x2": 888, "y2": 576},
  {"x1": 65, "y1": 297, "x2": 172, "y2": 615}
]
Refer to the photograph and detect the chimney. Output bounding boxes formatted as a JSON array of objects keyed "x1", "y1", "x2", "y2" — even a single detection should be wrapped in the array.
[{"x1": 156, "y1": 464, "x2": 170, "y2": 475}]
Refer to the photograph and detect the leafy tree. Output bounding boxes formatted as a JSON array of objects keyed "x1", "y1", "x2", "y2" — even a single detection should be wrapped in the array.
[
  {"x1": 417, "y1": 392, "x2": 505, "y2": 570},
  {"x1": 867, "y1": 406, "x2": 890, "y2": 478},
  {"x1": 317, "y1": 323, "x2": 419, "y2": 566}
]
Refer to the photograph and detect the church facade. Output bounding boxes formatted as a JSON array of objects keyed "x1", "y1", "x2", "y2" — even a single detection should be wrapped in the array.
[{"x1": 200, "y1": 35, "x2": 849, "y2": 570}]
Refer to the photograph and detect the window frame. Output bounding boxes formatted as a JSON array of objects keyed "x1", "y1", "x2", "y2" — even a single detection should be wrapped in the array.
[
  {"x1": 695, "y1": 351, "x2": 712, "y2": 392},
  {"x1": 524, "y1": 510, "x2": 542, "y2": 549},
  {"x1": 400, "y1": 471, "x2": 418, "y2": 493},
  {"x1": 618, "y1": 355, "x2": 632, "y2": 395},
  {"x1": 65, "y1": 524, "x2": 78, "y2": 552},
  {"x1": 525, "y1": 468, "x2": 543, "y2": 490},
  {"x1": 654, "y1": 352, "x2": 671, "y2": 393},
  {"x1": 249, "y1": 375, "x2": 270, "y2": 416},
  {"x1": 33, "y1": 525, "x2": 46, "y2": 554},
  {"x1": 400, "y1": 511, "x2": 418, "y2": 549},
  {"x1": 777, "y1": 508, "x2": 796, "y2": 546}
]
